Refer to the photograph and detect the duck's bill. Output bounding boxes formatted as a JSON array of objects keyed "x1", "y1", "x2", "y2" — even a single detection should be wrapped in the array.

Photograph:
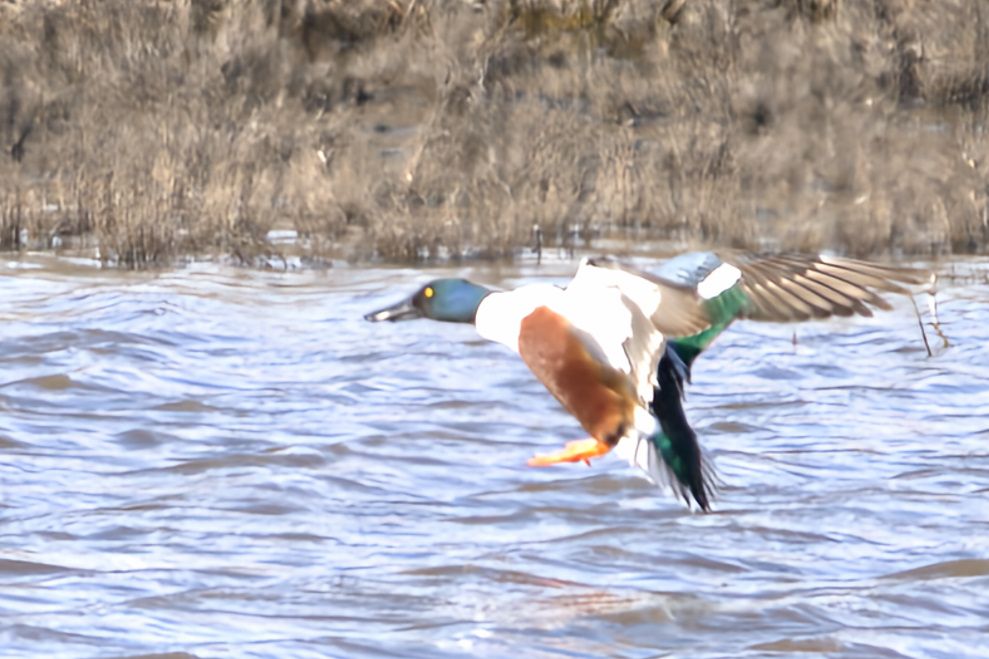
[{"x1": 364, "y1": 298, "x2": 422, "y2": 322}]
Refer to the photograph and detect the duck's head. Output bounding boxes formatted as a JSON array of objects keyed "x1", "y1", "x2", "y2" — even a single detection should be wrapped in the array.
[{"x1": 364, "y1": 278, "x2": 492, "y2": 324}]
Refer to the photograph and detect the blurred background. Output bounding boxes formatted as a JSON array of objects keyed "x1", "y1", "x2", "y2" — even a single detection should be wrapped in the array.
[{"x1": 1, "y1": 0, "x2": 987, "y2": 266}]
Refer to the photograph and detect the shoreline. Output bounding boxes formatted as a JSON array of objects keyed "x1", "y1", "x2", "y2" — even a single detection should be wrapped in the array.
[{"x1": 2, "y1": 1, "x2": 987, "y2": 268}]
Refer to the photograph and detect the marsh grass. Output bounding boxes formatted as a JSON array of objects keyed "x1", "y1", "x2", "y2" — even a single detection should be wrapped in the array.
[{"x1": 0, "y1": 0, "x2": 987, "y2": 267}]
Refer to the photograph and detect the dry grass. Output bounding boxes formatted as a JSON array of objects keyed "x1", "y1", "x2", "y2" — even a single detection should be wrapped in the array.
[{"x1": 0, "y1": 0, "x2": 986, "y2": 267}]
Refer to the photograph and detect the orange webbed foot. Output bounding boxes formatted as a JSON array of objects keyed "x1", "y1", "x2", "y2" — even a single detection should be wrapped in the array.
[{"x1": 527, "y1": 438, "x2": 610, "y2": 467}]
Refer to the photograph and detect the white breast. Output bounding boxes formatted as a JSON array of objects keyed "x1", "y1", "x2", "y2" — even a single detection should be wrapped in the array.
[
  {"x1": 474, "y1": 284, "x2": 564, "y2": 354},
  {"x1": 474, "y1": 282, "x2": 639, "y2": 374}
]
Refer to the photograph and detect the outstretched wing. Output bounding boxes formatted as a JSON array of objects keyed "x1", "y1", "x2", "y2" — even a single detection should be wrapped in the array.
[
  {"x1": 718, "y1": 252, "x2": 928, "y2": 322},
  {"x1": 654, "y1": 251, "x2": 929, "y2": 367}
]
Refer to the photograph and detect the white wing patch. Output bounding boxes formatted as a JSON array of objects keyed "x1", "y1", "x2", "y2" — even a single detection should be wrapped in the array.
[
  {"x1": 565, "y1": 259, "x2": 668, "y2": 402},
  {"x1": 568, "y1": 258, "x2": 664, "y2": 319},
  {"x1": 696, "y1": 262, "x2": 742, "y2": 299},
  {"x1": 617, "y1": 294, "x2": 664, "y2": 403},
  {"x1": 557, "y1": 285, "x2": 636, "y2": 373}
]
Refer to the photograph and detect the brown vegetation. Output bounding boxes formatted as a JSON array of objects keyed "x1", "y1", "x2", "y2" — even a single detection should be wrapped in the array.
[{"x1": 0, "y1": 0, "x2": 987, "y2": 267}]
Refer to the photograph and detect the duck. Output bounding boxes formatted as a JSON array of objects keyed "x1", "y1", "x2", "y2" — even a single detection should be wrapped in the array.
[{"x1": 364, "y1": 252, "x2": 928, "y2": 511}]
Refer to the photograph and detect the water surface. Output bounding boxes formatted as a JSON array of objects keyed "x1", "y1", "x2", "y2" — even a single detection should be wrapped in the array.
[{"x1": 0, "y1": 254, "x2": 987, "y2": 657}]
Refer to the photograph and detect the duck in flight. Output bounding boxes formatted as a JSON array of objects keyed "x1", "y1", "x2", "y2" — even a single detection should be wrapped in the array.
[{"x1": 364, "y1": 252, "x2": 927, "y2": 511}]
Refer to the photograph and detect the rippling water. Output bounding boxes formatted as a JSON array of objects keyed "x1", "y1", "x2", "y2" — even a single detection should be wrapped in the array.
[{"x1": 0, "y1": 254, "x2": 987, "y2": 658}]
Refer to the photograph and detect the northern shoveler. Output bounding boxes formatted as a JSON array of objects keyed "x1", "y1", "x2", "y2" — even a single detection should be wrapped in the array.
[{"x1": 364, "y1": 252, "x2": 928, "y2": 511}]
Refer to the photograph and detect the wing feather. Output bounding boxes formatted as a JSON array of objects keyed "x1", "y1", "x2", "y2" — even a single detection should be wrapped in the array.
[
  {"x1": 572, "y1": 257, "x2": 714, "y2": 338},
  {"x1": 716, "y1": 252, "x2": 927, "y2": 322}
]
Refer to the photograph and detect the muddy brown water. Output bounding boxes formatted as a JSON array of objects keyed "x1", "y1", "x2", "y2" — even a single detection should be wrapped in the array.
[{"x1": 0, "y1": 254, "x2": 987, "y2": 658}]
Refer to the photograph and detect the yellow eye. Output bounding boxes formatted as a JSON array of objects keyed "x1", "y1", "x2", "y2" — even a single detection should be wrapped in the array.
[{"x1": 424, "y1": 287, "x2": 434, "y2": 299}]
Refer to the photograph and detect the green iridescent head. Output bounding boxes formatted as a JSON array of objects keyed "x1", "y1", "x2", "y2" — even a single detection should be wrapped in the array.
[{"x1": 364, "y1": 278, "x2": 491, "y2": 324}]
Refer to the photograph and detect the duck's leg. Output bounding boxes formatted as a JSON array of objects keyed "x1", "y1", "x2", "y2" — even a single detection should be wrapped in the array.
[{"x1": 528, "y1": 438, "x2": 611, "y2": 467}]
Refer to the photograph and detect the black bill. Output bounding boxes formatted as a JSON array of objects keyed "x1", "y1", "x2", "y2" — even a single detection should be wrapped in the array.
[{"x1": 364, "y1": 297, "x2": 422, "y2": 322}]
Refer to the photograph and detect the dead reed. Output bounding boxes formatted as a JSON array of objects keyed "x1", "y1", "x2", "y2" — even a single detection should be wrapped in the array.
[{"x1": 0, "y1": 0, "x2": 986, "y2": 267}]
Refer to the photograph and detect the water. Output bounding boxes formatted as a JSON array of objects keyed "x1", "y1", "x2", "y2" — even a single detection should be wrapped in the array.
[{"x1": 0, "y1": 254, "x2": 987, "y2": 658}]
